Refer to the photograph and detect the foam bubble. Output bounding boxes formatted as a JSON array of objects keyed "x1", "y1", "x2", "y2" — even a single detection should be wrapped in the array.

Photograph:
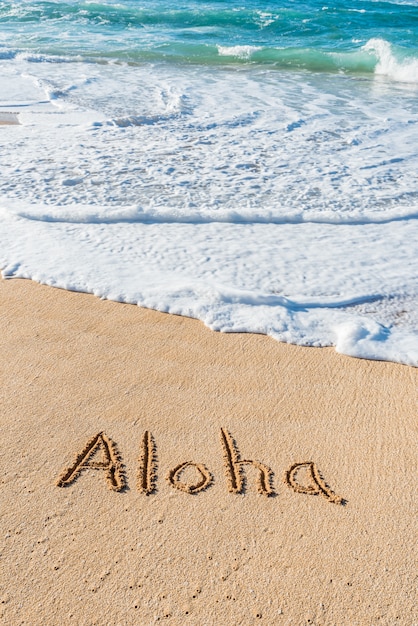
[{"x1": 217, "y1": 45, "x2": 261, "y2": 59}]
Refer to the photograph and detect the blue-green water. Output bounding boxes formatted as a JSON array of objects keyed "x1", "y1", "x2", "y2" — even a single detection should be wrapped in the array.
[{"x1": 1, "y1": 0, "x2": 418, "y2": 74}]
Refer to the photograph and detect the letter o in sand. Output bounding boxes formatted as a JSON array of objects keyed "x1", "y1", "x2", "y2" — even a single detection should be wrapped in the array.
[{"x1": 168, "y1": 461, "x2": 212, "y2": 494}]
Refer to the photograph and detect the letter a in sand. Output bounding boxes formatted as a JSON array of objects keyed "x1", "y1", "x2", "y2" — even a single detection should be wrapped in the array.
[
  {"x1": 284, "y1": 461, "x2": 344, "y2": 504},
  {"x1": 56, "y1": 432, "x2": 125, "y2": 492}
]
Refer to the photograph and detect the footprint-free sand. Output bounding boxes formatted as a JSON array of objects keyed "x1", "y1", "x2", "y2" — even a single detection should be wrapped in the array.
[{"x1": 0, "y1": 277, "x2": 416, "y2": 625}]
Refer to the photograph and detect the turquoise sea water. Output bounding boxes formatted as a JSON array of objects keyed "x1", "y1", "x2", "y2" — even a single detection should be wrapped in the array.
[
  {"x1": 1, "y1": 0, "x2": 418, "y2": 72},
  {"x1": 1, "y1": 1, "x2": 418, "y2": 365}
]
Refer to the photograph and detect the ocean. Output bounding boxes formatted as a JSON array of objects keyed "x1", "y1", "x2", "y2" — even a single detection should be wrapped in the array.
[{"x1": 0, "y1": 0, "x2": 418, "y2": 365}]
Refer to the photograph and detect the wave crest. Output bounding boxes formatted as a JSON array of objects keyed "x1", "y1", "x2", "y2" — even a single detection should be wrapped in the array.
[{"x1": 364, "y1": 38, "x2": 418, "y2": 84}]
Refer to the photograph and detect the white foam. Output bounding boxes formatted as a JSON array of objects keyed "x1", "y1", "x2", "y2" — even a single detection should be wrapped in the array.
[
  {"x1": 1, "y1": 202, "x2": 417, "y2": 366},
  {"x1": 217, "y1": 45, "x2": 261, "y2": 59},
  {"x1": 364, "y1": 38, "x2": 418, "y2": 84},
  {"x1": 6, "y1": 203, "x2": 418, "y2": 226},
  {"x1": 1, "y1": 59, "x2": 418, "y2": 366},
  {"x1": 334, "y1": 318, "x2": 417, "y2": 365}
]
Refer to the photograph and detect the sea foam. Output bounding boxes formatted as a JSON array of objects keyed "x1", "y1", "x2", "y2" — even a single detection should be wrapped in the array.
[{"x1": 1, "y1": 199, "x2": 418, "y2": 366}]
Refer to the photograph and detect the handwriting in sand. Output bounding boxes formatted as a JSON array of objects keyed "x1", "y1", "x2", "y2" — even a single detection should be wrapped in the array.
[{"x1": 56, "y1": 429, "x2": 344, "y2": 504}]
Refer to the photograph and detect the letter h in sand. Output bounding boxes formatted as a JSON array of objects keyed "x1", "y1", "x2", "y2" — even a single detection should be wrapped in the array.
[{"x1": 220, "y1": 428, "x2": 274, "y2": 496}]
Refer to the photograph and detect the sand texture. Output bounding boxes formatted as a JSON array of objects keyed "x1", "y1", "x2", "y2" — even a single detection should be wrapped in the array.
[{"x1": 0, "y1": 278, "x2": 417, "y2": 625}]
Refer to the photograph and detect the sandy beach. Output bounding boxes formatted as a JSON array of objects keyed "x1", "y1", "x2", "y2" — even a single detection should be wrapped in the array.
[{"x1": 0, "y1": 277, "x2": 416, "y2": 625}]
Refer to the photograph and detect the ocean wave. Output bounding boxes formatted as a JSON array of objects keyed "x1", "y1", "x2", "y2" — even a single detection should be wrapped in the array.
[
  {"x1": 363, "y1": 38, "x2": 418, "y2": 83},
  {"x1": 0, "y1": 44, "x2": 379, "y2": 74},
  {"x1": 1, "y1": 0, "x2": 418, "y2": 83},
  {"x1": 2, "y1": 41, "x2": 417, "y2": 83}
]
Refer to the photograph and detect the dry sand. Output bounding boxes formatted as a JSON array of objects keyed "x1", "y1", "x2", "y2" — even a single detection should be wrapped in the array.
[{"x1": 0, "y1": 277, "x2": 417, "y2": 625}]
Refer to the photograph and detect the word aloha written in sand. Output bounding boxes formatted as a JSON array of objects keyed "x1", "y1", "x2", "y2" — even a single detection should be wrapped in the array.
[{"x1": 56, "y1": 429, "x2": 344, "y2": 504}]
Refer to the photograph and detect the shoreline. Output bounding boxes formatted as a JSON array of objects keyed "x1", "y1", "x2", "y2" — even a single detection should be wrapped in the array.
[{"x1": 0, "y1": 277, "x2": 417, "y2": 625}]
